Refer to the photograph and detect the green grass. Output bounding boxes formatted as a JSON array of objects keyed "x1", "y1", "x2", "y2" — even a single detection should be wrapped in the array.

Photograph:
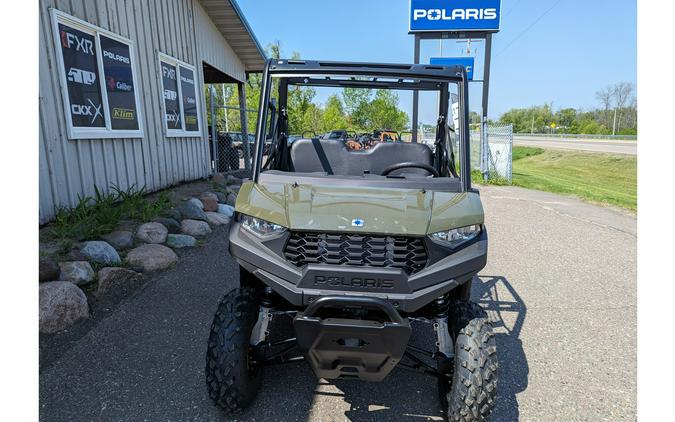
[
  {"x1": 510, "y1": 146, "x2": 637, "y2": 210},
  {"x1": 50, "y1": 184, "x2": 171, "y2": 244}
]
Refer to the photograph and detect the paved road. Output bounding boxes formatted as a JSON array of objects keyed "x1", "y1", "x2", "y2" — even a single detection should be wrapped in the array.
[
  {"x1": 513, "y1": 136, "x2": 637, "y2": 155},
  {"x1": 40, "y1": 186, "x2": 636, "y2": 421}
]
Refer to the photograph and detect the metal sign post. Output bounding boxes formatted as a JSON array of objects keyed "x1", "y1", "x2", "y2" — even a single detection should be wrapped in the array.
[{"x1": 409, "y1": 0, "x2": 501, "y2": 177}]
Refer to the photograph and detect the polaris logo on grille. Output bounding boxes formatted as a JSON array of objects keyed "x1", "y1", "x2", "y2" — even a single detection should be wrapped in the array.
[
  {"x1": 351, "y1": 218, "x2": 364, "y2": 227},
  {"x1": 313, "y1": 275, "x2": 395, "y2": 290}
]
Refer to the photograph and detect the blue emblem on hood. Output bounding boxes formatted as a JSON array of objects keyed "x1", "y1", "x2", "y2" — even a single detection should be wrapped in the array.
[{"x1": 351, "y1": 218, "x2": 364, "y2": 227}]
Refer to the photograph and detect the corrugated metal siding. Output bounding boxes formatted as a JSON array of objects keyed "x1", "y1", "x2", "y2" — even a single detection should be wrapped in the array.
[
  {"x1": 194, "y1": 1, "x2": 246, "y2": 83},
  {"x1": 39, "y1": 0, "x2": 246, "y2": 223}
]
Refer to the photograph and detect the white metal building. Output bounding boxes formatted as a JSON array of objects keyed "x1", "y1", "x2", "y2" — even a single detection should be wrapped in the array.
[{"x1": 39, "y1": 0, "x2": 265, "y2": 223}]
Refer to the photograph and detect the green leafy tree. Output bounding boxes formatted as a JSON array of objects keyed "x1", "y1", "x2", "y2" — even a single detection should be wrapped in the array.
[
  {"x1": 366, "y1": 90, "x2": 409, "y2": 131},
  {"x1": 320, "y1": 95, "x2": 349, "y2": 132}
]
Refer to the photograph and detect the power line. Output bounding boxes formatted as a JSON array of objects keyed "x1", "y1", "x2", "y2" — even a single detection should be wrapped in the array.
[
  {"x1": 495, "y1": 0, "x2": 563, "y2": 57},
  {"x1": 503, "y1": 0, "x2": 524, "y2": 18}
]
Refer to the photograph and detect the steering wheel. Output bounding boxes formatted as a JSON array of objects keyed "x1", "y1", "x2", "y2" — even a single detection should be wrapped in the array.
[{"x1": 381, "y1": 162, "x2": 439, "y2": 177}]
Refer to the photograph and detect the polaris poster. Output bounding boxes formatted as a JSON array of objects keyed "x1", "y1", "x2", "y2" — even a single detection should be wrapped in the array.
[
  {"x1": 100, "y1": 35, "x2": 139, "y2": 130},
  {"x1": 409, "y1": 0, "x2": 501, "y2": 32}
]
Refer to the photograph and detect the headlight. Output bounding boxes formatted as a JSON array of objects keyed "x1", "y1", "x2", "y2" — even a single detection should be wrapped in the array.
[
  {"x1": 429, "y1": 224, "x2": 481, "y2": 248},
  {"x1": 240, "y1": 214, "x2": 286, "y2": 238}
]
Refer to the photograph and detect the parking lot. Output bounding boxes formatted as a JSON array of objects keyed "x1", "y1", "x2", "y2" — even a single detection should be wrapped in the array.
[{"x1": 39, "y1": 185, "x2": 636, "y2": 421}]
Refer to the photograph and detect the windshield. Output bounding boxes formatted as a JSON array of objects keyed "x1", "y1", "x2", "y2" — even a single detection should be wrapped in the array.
[{"x1": 253, "y1": 64, "x2": 470, "y2": 191}]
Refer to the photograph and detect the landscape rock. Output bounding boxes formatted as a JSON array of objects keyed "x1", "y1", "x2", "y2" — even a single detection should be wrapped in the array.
[
  {"x1": 214, "y1": 191, "x2": 228, "y2": 203},
  {"x1": 226, "y1": 192, "x2": 237, "y2": 206},
  {"x1": 201, "y1": 195, "x2": 219, "y2": 212},
  {"x1": 227, "y1": 175, "x2": 242, "y2": 185},
  {"x1": 136, "y1": 222, "x2": 168, "y2": 244},
  {"x1": 153, "y1": 217, "x2": 181, "y2": 234},
  {"x1": 39, "y1": 257, "x2": 60, "y2": 282},
  {"x1": 188, "y1": 197, "x2": 204, "y2": 210},
  {"x1": 166, "y1": 234, "x2": 197, "y2": 248},
  {"x1": 80, "y1": 241, "x2": 121, "y2": 265},
  {"x1": 217, "y1": 204, "x2": 235, "y2": 217},
  {"x1": 177, "y1": 201, "x2": 207, "y2": 221},
  {"x1": 115, "y1": 219, "x2": 136, "y2": 232},
  {"x1": 166, "y1": 208, "x2": 182, "y2": 221},
  {"x1": 102, "y1": 230, "x2": 134, "y2": 250},
  {"x1": 181, "y1": 219, "x2": 212, "y2": 237},
  {"x1": 126, "y1": 244, "x2": 178, "y2": 272},
  {"x1": 212, "y1": 173, "x2": 226, "y2": 186},
  {"x1": 39, "y1": 281, "x2": 89, "y2": 333},
  {"x1": 205, "y1": 212, "x2": 230, "y2": 226},
  {"x1": 96, "y1": 267, "x2": 142, "y2": 296},
  {"x1": 58, "y1": 261, "x2": 95, "y2": 285}
]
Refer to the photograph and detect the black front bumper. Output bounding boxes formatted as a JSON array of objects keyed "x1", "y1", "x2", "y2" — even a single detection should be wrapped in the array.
[
  {"x1": 229, "y1": 223, "x2": 487, "y2": 313},
  {"x1": 293, "y1": 296, "x2": 411, "y2": 381}
]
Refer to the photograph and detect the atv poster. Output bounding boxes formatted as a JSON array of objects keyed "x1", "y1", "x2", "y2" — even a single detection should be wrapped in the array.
[
  {"x1": 58, "y1": 23, "x2": 105, "y2": 128},
  {"x1": 100, "y1": 35, "x2": 139, "y2": 130},
  {"x1": 161, "y1": 61, "x2": 181, "y2": 130}
]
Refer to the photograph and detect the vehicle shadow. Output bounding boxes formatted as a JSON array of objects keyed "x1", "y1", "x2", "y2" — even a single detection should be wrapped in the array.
[{"x1": 472, "y1": 275, "x2": 529, "y2": 422}]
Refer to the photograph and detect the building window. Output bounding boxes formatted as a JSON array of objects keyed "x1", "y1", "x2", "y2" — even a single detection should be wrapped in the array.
[
  {"x1": 158, "y1": 53, "x2": 201, "y2": 137},
  {"x1": 50, "y1": 9, "x2": 143, "y2": 139}
]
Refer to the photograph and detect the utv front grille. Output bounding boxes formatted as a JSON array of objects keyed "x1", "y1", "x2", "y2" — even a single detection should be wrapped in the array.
[{"x1": 284, "y1": 232, "x2": 428, "y2": 274}]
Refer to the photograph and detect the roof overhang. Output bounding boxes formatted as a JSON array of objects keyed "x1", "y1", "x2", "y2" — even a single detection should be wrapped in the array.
[{"x1": 199, "y1": 0, "x2": 267, "y2": 73}]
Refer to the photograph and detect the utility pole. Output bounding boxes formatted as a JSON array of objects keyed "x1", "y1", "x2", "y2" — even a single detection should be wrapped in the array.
[
  {"x1": 531, "y1": 115, "x2": 535, "y2": 134},
  {"x1": 612, "y1": 108, "x2": 617, "y2": 135}
]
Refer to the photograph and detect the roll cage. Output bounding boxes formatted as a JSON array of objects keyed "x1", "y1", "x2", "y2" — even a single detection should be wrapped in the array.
[{"x1": 251, "y1": 59, "x2": 472, "y2": 191}]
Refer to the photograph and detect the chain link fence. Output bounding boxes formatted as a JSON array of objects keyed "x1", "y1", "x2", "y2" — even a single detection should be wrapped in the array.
[
  {"x1": 471, "y1": 124, "x2": 513, "y2": 182},
  {"x1": 208, "y1": 86, "x2": 259, "y2": 179}
]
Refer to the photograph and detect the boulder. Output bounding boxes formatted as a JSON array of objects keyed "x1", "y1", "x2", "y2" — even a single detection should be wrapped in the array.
[
  {"x1": 102, "y1": 230, "x2": 134, "y2": 250},
  {"x1": 115, "y1": 219, "x2": 136, "y2": 232},
  {"x1": 214, "y1": 191, "x2": 228, "y2": 203},
  {"x1": 126, "y1": 244, "x2": 178, "y2": 272},
  {"x1": 39, "y1": 256, "x2": 60, "y2": 282},
  {"x1": 226, "y1": 192, "x2": 237, "y2": 206},
  {"x1": 181, "y1": 219, "x2": 212, "y2": 237},
  {"x1": 205, "y1": 212, "x2": 230, "y2": 226},
  {"x1": 153, "y1": 217, "x2": 181, "y2": 234},
  {"x1": 39, "y1": 281, "x2": 89, "y2": 333},
  {"x1": 166, "y1": 234, "x2": 197, "y2": 248},
  {"x1": 136, "y1": 222, "x2": 168, "y2": 244},
  {"x1": 217, "y1": 204, "x2": 235, "y2": 217},
  {"x1": 212, "y1": 173, "x2": 226, "y2": 186},
  {"x1": 96, "y1": 267, "x2": 142, "y2": 297},
  {"x1": 201, "y1": 196, "x2": 218, "y2": 212},
  {"x1": 227, "y1": 175, "x2": 242, "y2": 185},
  {"x1": 80, "y1": 241, "x2": 121, "y2": 265},
  {"x1": 188, "y1": 197, "x2": 204, "y2": 210},
  {"x1": 166, "y1": 208, "x2": 182, "y2": 221},
  {"x1": 176, "y1": 201, "x2": 208, "y2": 221},
  {"x1": 58, "y1": 261, "x2": 95, "y2": 285}
]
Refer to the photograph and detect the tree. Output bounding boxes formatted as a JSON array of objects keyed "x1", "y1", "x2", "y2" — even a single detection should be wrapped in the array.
[
  {"x1": 320, "y1": 95, "x2": 349, "y2": 132},
  {"x1": 612, "y1": 82, "x2": 634, "y2": 134},
  {"x1": 595, "y1": 86, "x2": 614, "y2": 129},
  {"x1": 366, "y1": 90, "x2": 409, "y2": 131}
]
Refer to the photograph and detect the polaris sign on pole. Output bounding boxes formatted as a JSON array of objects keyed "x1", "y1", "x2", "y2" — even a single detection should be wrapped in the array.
[
  {"x1": 409, "y1": 0, "x2": 501, "y2": 181},
  {"x1": 409, "y1": 0, "x2": 502, "y2": 33}
]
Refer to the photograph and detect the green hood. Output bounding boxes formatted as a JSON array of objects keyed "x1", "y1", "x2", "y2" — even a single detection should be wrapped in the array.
[{"x1": 236, "y1": 181, "x2": 484, "y2": 236}]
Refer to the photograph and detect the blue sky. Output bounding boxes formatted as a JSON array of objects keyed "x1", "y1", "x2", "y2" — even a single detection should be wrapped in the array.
[{"x1": 237, "y1": 0, "x2": 636, "y2": 122}]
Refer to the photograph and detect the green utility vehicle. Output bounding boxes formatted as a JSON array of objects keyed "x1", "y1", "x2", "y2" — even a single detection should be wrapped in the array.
[{"x1": 205, "y1": 60, "x2": 497, "y2": 421}]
